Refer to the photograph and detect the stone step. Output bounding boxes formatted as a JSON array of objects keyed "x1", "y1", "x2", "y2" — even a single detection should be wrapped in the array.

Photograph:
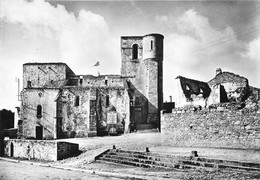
[
  {"x1": 106, "y1": 151, "x2": 177, "y2": 163},
  {"x1": 136, "y1": 124, "x2": 156, "y2": 131},
  {"x1": 101, "y1": 154, "x2": 178, "y2": 168},
  {"x1": 95, "y1": 149, "x2": 260, "y2": 171},
  {"x1": 192, "y1": 157, "x2": 260, "y2": 169},
  {"x1": 97, "y1": 157, "x2": 176, "y2": 169},
  {"x1": 110, "y1": 149, "x2": 177, "y2": 159}
]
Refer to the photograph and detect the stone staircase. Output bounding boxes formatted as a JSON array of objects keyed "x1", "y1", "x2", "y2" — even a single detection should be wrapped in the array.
[{"x1": 95, "y1": 148, "x2": 260, "y2": 171}]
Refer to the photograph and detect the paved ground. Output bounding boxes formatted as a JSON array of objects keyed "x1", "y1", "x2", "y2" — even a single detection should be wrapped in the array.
[
  {"x1": 0, "y1": 160, "x2": 123, "y2": 180},
  {"x1": 2, "y1": 132, "x2": 260, "y2": 179}
]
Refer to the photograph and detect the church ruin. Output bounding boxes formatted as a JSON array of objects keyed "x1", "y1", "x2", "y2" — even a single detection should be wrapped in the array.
[{"x1": 18, "y1": 33, "x2": 164, "y2": 139}]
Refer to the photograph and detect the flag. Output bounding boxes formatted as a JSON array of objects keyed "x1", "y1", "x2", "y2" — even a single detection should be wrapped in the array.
[{"x1": 93, "y1": 61, "x2": 100, "y2": 67}]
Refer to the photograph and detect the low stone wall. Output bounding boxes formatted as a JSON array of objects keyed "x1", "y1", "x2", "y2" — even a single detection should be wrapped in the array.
[
  {"x1": 4, "y1": 139, "x2": 79, "y2": 161},
  {"x1": 161, "y1": 107, "x2": 260, "y2": 149}
]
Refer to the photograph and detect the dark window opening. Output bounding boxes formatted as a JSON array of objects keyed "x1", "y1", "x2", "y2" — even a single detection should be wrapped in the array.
[
  {"x1": 151, "y1": 40, "x2": 153, "y2": 50},
  {"x1": 36, "y1": 105, "x2": 42, "y2": 118},
  {"x1": 130, "y1": 99, "x2": 134, "y2": 106},
  {"x1": 132, "y1": 44, "x2": 138, "y2": 60},
  {"x1": 27, "y1": 81, "x2": 32, "y2": 88},
  {"x1": 79, "y1": 79, "x2": 83, "y2": 85},
  {"x1": 106, "y1": 95, "x2": 110, "y2": 107},
  {"x1": 135, "y1": 97, "x2": 140, "y2": 105},
  {"x1": 75, "y1": 96, "x2": 80, "y2": 106},
  {"x1": 105, "y1": 80, "x2": 108, "y2": 86}
]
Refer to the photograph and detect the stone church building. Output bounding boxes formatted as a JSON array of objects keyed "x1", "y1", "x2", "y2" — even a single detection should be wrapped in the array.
[{"x1": 19, "y1": 33, "x2": 164, "y2": 139}]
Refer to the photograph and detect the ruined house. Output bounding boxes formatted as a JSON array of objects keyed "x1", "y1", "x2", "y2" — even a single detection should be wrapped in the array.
[
  {"x1": 19, "y1": 33, "x2": 164, "y2": 139},
  {"x1": 174, "y1": 68, "x2": 260, "y2": 108}
]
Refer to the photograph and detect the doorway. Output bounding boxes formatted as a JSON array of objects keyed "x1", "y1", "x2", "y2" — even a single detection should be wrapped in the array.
[
  {"x1": 36, "y1": 126, "x2": 43, "y2": 140},
  {"x1": 10, "y1": 143, "x2": 14, "y2": 157},
  {"x1": 134, "y1": 107, "x2": 142, "y2": 123},
  {"x1": 89, "y1": 100, "x2": 97, "y2": 132}
]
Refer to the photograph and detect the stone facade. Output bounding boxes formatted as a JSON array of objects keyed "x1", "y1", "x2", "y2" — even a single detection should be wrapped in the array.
[
  {"x1": 19, "y1": 33, "x2": 164, "y2": 139},
  {"x1": 21, "y1": 88, "x2": 59, "y2": 139}
]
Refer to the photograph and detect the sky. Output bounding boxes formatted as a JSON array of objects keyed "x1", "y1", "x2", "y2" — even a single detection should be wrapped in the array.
[{"x1": 0, "y1": 0, "x2": 260, "y2": 113}]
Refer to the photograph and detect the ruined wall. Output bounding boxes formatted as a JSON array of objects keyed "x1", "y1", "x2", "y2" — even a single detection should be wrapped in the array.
[
  {"x1": 96, "y1": 88, "x2": 130, "y2": 134},
  {"x1": 58, "y1": 87, "x2": 129, "y2": 138},
  {"x1": 58, "y1": 88, "x2": 94, "y2": 138},
  {"x1": 161, "y1": 106, "x2": 260, "y2": 149},
  {"x1": 4, "y1": 139, "x2": 79, "y2": 161},
  {"x1": 23, "y1": 63, "x2": 73, "y2": 89},
  {"x1": 245, "y1": 86, "x2": 260, "y2": 110},
  {"x1": 208, "y1": 72, "x2": 249, "y2": 103},
  {"x1": 174, "y1": 76, "x2": 211, "y2": 108},
  {"x1": 21, "y1": 89, "x2": 59, "y2": 139}
]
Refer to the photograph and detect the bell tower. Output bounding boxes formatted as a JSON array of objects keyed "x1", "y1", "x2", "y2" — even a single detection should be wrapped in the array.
[{"x1": 121, "y1": 33, "x2": 164, "y2": 130}]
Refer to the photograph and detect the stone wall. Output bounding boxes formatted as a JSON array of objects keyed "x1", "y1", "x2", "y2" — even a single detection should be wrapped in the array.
[
  {"x1": 161, "y1": 106, "x2": 260, "y2": 149},
  {"x1": 4, "y1": 139, "x2": 79, "y2": 161},
  {"x1": 4, "y1": 139, "x2": 56, "y2": 161}
]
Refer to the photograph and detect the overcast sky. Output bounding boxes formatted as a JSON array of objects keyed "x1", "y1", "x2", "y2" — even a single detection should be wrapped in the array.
[{"x1": 1, "y1": 0, "x2": 260, "y2": 112}]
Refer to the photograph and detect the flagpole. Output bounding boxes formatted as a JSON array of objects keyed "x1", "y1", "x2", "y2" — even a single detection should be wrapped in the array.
[{"x1": 15, "y1": 77, "x2": 20, "y2": 101}]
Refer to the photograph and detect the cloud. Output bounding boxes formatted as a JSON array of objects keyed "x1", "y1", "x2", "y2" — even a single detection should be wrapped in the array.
[
  {"x1": 161, "y1": 9, "x2": 260, "y2": 100},
  {"x1": 0, "y1": 0, "x2": 119, "y2": 110},
  {"x1": 247, "y1": 37, "x2": 260, "y2": 61},
  {"x1": 155, "y1": 15, "x2": 169, "y2": 23},
  {"x1": 0, "y1": 0, "x2": 119, "y2": 74}
]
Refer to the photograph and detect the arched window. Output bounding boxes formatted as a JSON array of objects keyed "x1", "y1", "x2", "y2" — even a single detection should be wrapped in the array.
[
  {"x1": 132, "y1": 44, "x2": 138, "y2": 60},
  {"x1": 36, "y1": 105, "x2": 42, "y2": 118},
  {"x1": 75, "y1": 96, "x2": 80, "y2": 106}
]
